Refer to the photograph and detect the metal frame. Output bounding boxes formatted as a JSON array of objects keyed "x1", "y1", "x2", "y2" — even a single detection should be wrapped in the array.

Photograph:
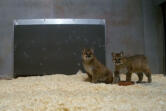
[
  {"x1": 161, "y1": 4, "x2": 166, "y2": 76},
  {"x1": 14, "y1": 19, "x2": 106, "y2": 25}
]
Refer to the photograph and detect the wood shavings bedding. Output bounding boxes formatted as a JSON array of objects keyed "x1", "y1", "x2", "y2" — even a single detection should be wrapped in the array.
[{"x1": 0, "y1": 73, "x2": 166, "y2": 111}]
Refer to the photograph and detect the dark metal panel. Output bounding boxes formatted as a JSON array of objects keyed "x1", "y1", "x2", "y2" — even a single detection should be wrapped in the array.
[{"x1": 14, "y1": 20, "x2": 105, "y2": 77}]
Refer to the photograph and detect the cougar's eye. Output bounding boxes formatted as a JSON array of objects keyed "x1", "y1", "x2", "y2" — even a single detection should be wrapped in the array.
[{"x1": 87, "y1": 55, "x2": 91, "y2": 57}]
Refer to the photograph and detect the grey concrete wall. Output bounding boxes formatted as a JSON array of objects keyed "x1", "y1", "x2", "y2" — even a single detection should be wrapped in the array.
[
  {"x1": 55, "y1": 0, "x2": 164, "y2": 73},
  {"x1": 142, "y1": 0, "x2": 164, "y2": 73},
  {"x1": 105, "y1": 0, "x2": 145, "y2": 71},
  {"x1": 54, "y1": 0, "x2": 145, "y2": 71},
  {"x1": 0, "y1": 0, "x2": 165, "y2": 77}
]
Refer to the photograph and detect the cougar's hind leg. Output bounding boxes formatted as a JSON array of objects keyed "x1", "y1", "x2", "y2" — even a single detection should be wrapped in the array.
[
  {"x1": 136, "y1": 72, "x2": 143, "y2": 83},
  {"x1": 106, "y1": 71, "x2": 113, "y2": 84},
  {"x1": 144, "y1": 70, "x2": 152, "y2": 83}
]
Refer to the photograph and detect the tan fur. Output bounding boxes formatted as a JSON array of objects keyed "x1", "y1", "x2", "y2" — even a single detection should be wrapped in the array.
[
  {"x1": 112, "y1": 52, "x2": 152, "y2": 83},
  {"x1": 82, "y1": 48, "x2": 113, "y2": 84},
  {"x1": 0, "y1": 77, "x2": 12, "y2": 80}
]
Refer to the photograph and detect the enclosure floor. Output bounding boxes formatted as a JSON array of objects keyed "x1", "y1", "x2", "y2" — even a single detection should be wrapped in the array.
[{"x1": 0, "y1": 72, "x2": 166, "y2": 111}]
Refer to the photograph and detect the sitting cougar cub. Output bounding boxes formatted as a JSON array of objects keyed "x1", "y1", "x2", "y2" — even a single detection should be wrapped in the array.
[
  {"x1": 112, "y1": 51, "x2": 152, "y2": 83},
  {"x1": 82, "y1": 48, "x2": 113, "y2": 84}
]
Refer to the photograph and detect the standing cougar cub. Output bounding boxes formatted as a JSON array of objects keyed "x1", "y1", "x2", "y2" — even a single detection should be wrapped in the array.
[
  {"x1": 112, "y1": 51, "x2": 152, "y2": 83},
  {"x1": 82, "y1": 48, "x2": 113, "y2": 83}
]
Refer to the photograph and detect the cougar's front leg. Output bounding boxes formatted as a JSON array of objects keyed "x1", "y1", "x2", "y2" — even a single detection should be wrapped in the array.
[
  {"x1": 126, "y1": 72, "x2": 132, "y2": 82},
  {"x1": 86, "y1": 72, "x2": 92, "y2": 81},
  {"x1": 113, "y1": 71, "x2": 120, "y2": 83}
]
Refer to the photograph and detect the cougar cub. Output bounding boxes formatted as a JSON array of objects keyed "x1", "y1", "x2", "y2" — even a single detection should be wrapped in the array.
[
  {"x1": 82, "y1": 48, "x2": 113, "y2": 84},
  {"x1": 112, "y1": 51, "x2": 152, "y2": 83}
]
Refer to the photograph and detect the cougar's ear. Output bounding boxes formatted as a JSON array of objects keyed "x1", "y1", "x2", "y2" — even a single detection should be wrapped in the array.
[
  {"x1": 120, "y1": 51, "x2": 124, "y2": 56},
  {"x1": 112, "y1": 52, "x2": 115, "y2": 57},
  {"x1": 82, "y1": 48, "x2": 86, "y2": 54},
  {"x1": 90, "y1": 48, "x2": 94, "y2": 53}
]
